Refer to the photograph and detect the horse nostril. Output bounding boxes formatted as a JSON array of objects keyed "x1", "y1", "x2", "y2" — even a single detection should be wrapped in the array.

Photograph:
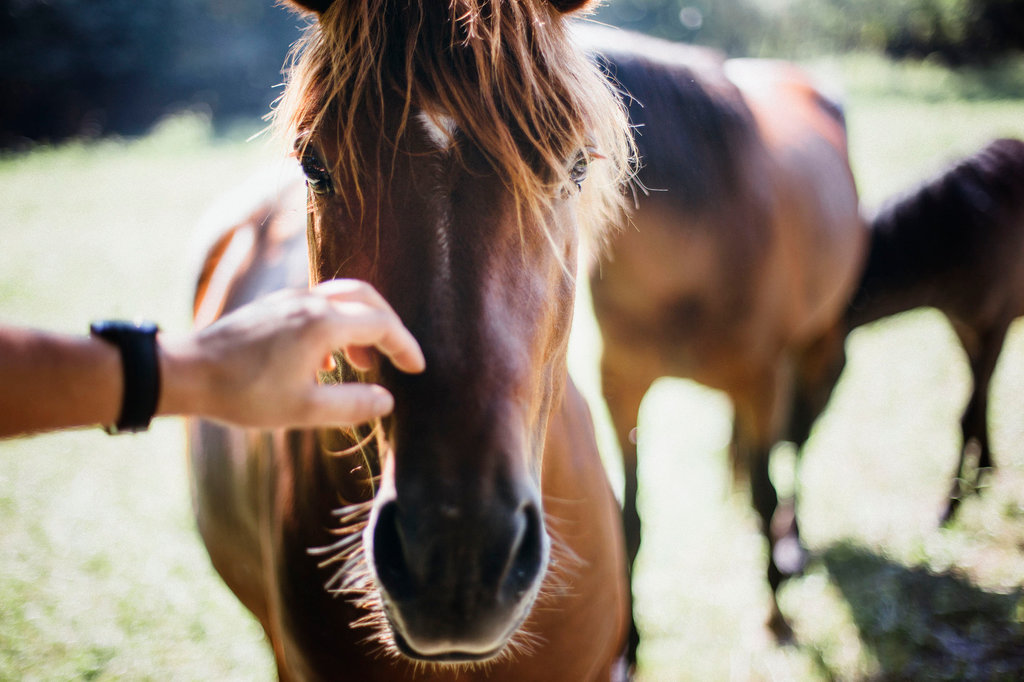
[
  {"x1": 372, "y1": 498, "x2": 547, "y2": 610},
  {"x1": 505, "y1": 503, "x2": 545, "y2": 600},
  {"x1": 372, "y1": 501, "x2": 415, "y2": 601}
]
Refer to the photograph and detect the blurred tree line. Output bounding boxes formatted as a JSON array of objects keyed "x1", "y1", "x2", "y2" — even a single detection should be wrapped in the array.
[
  {"x1": 1, "y1": 0, "x2": 1021, "y2": 147},
  {"x1": 0, "y1": 0, "x2": 303, "y2": 147},
  {"x1": 594, "y1": 0, "x2": 1024, "y2": 61}
]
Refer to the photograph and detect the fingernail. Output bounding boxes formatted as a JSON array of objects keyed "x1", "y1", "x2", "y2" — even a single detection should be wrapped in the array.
[{"x1": 373, "y1": 390, "x2": 394, "y2": 415}]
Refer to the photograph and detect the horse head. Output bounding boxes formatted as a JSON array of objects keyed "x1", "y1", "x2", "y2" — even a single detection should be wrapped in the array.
[{"x1": 279, "y1": 0, "x2": 629, "y2": 663}]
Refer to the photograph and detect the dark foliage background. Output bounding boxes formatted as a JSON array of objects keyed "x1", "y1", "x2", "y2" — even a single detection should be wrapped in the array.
[
  {"x1": 0, "y1": 0, "x2": 303, "y2": 147},
  {"x1": 593, "y1": 0, "x2": 1024, "y2": 61},
  {"x1": 1, "y1": 0, "x2": 1022, "y2": 146}
]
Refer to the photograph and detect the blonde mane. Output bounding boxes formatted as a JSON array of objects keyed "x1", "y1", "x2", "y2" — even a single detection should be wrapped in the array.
[{"x1": 274, "y1": 0, "x2": 633, "y2": 248}]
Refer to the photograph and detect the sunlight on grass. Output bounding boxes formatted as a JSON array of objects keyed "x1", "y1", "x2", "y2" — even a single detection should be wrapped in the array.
[
  {"x1": 0, "y1": 425, "x2": 274, "y2": 680},
  {"x1": 0, "y1": 113, "x2": 280, "y2": 680}
]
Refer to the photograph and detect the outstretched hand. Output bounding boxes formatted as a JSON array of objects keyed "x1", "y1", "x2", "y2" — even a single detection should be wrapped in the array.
[{"x1": 159, "y1": 280, "x2": 425, "y2": 429}]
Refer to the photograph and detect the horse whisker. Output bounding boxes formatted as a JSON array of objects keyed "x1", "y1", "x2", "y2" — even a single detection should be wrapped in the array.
[{"x1": 307, "y1": 533, "x2": 361, "y2": 558}]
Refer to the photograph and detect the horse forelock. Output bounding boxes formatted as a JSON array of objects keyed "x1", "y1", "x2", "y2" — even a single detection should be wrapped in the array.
[{"x1": 274, "y1": 0, "x2": 632, "y2": 248}]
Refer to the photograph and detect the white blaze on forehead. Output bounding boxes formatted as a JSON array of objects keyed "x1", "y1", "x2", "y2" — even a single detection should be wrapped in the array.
[
  {"x1": 417, "y1": 110, "x2": 458, "y2": 153},
  {"x1": 416, "y1": 110, "x2": 455, "y2": 290}
]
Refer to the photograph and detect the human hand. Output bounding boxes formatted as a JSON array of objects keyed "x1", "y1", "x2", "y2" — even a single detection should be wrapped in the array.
[{"x1": 159, "y1": 280, "x2": 425, "y2": 429}]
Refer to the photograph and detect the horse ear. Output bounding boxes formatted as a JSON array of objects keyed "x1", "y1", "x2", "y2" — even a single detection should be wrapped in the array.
[
  {"x1": 281, "y1": 0, "x2": 335, "y2": 14},
  {"x1": 547, "y1": 0, "x2": 593, "y2": 13}
]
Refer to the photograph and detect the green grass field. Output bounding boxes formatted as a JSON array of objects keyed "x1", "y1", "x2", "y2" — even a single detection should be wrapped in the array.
[{"x1": 3, "y1": 56, "x2": 1024, "y2": 680}]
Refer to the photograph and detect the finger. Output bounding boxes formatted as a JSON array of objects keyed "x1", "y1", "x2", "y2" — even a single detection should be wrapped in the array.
[
  {"x1": 344, "y1": 345, "x2": 375, "y2": 372},
  {"x1": 323, "y1": 303, "x2": 426, "y2": 374},
  {"x1": 313, "y1": 279, "x2": 391, "y2": 311},
  {"x1": 305, "y1": 383, "x2": 395, "y2": 426},
  {"x1": 315, "y1": 281, "x2": 426, "y2": 371}
]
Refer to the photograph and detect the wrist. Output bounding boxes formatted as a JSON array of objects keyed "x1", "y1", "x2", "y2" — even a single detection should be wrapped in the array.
[
  {"x1": 89, "y1": 320, "x2": 160, "y2": 433},
  {"x1": 156, "y1": 332, "x2": 210, "y2": 419}
]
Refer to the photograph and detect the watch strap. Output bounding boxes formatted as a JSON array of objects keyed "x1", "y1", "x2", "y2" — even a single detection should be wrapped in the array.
[{"x1": 89, "y1": 320, "x2": 161, "y2": 434}]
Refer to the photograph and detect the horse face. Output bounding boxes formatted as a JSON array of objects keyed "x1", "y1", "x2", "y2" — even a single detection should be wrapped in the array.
[
  {"x1": 298, "y1": 107, "x2": 589, "y2": 660},
  {"x1": 279, "y1": 0, "x2": 626, "y2": 662}
]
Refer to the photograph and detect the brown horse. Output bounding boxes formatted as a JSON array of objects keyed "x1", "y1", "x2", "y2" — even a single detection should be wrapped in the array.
[
  {"x1": 842, "y1": 137, "x2": 1024, "y2": 522},
  {"x1": 187, "y1": 2, "x2": 633, "y2": 680},
  {"x1": 579, "y1": 27, "x2": 867, "y2": 650}
]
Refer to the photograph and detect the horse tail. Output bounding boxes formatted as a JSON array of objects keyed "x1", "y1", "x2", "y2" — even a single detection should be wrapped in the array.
[{"x1": 847, "y1": 137, "x2": 1024, "y2": 328}]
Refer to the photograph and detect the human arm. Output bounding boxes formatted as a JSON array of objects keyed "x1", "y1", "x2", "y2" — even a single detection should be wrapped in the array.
[
  {"x1": 0, "y1": 280, "x2": 425, "y2": 438},
  {"x1": 0, "y1": 326, "x2": 125, "y2": 437}
]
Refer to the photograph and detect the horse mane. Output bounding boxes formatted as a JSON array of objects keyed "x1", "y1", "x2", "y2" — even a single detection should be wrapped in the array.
[
  {"x1": 576, "y1": 26, "x2": 757, "y2": 215},
  {"x1": 849, "y1": 137, "x2": 1024, "y2": 326},
  {"x1": 274, "y1": 0, "x2": 633, "y2": 249}
]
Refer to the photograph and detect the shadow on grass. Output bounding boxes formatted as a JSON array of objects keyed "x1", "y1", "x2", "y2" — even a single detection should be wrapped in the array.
[{"x1": 818, "y1": 543, "x2": 1024, "y2": 680}]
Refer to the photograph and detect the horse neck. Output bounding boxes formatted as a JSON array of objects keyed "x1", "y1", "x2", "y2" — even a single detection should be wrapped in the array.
[
  {"x1": 845, "y1": 214, "x2": 948, "y2": 329},
  {"x1": 849, "y1": 143, "x2": 1024, "y2": 329},
  {"x1": 535, "y1": 377, "x2": 628, "y2": 677}
]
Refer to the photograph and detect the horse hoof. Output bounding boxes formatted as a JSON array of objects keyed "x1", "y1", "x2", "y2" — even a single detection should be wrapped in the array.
[
  {"x1": 773, "y1": 534, "x2": 808, "y2": 578},
  {"x1": 769, "y1": 501, "x2": 806, "y2": 578}
]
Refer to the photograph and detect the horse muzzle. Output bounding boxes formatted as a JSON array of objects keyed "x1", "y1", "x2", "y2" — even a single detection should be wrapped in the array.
[{"x1": 365, "y1": 492, "x2": 550, "y2": 662}]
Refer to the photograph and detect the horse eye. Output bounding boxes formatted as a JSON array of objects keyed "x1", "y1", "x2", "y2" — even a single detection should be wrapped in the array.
[
  {"x1": 300, "y1": 151, "x2": 333, "y2": 196},
  {"x1": 568, "y1": 150, "x2": 590, "y2": 191}
]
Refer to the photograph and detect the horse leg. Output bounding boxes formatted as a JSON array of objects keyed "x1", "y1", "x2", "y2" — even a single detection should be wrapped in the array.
[
  {"x1": 944, "y1": 320, "x2": 1007, "y2": 523},
  {"x1": 778, "y1": 330, "x2": 845, "y2": 584},
  {"x1": 787, "y1": 324, "x2": 848, "y2": 449},
  {"x1": 599, "y1": 355, "x2": 653, "y2": 671},
  {"x1": 733, "y1": 365, "x2": 802, "y2": 642}
]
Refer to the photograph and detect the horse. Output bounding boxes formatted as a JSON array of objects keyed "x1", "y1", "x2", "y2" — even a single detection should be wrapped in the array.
[
  {"x1": 578, "y1": 26, "x2": 867, "y2": 651},
  {"x1": 186, "y1": 1, "x2": 634, "y2": 680},
  {"x1": 840, "y1": 137, "x2": 1024, "y2": 522}
]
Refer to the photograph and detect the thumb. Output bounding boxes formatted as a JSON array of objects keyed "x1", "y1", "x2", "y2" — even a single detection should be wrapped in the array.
[{"x1": 304, "y1": 383, "x2": 395, "y2": 427}]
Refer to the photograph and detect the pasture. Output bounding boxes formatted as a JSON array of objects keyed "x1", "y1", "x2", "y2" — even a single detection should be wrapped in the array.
[{"x1": 2, "y1": 55, "x2": 1024, "y2": 680}]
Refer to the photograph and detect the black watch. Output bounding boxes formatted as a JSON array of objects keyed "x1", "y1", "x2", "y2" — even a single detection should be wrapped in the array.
[{"x1": 89, "y1": 320, "x2": 161, "y2": 434}]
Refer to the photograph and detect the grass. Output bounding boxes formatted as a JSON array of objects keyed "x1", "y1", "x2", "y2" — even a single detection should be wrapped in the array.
[
  {"x1": 2, "y1": 57, "x2": 1024, "y2": 680},
  {"x1": 0, "y1": 114, "x2": 280, "y2": 681}
]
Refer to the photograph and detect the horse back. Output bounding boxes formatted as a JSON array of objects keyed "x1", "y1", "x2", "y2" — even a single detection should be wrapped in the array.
[
  {"x1": 724, "y1": 58, "x2": 865, "y2": 343},
  {"x1": 192, "y1": 171, "x2": 310, "y2": 327}
]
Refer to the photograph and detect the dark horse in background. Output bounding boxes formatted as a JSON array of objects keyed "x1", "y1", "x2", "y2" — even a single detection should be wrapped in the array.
[
  {"x1": 834, "y1": 138, "x2": 1024, "y2": 522},
  {"x1": 578, "y1": 27, "x2": 867, "y2": 653},
  {"x1": 187, "y1": 1, "x2": 635, "y2": 680}
]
